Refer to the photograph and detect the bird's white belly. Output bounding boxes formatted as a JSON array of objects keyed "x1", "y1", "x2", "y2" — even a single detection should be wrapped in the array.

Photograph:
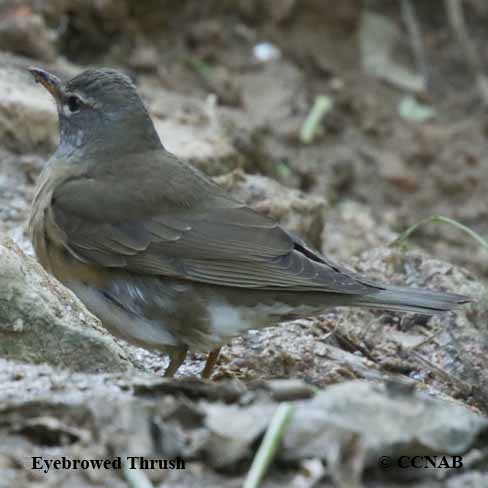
[
  {"x1": 207, "y1": 300, "x2": 316, "y2": 343},
  {"x1": 67, "y1": 280, "x2": 178, "y2": 349}
]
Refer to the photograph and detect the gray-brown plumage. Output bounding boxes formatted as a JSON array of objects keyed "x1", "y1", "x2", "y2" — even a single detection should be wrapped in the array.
[{"x1": 28, "y1": 67, "x2": 469, "y2": 378}]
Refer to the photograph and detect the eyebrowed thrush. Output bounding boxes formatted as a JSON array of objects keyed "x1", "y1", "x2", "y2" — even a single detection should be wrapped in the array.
[{"x1": 28, "y1": 67, "x2": 469, "y2": 378}]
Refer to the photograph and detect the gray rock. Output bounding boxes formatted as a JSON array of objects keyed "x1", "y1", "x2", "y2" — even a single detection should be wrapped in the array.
[
  {"x1": 283, "y1": 380, "x2": 488, "y2": 459},
  {"x1": 142, "y1": 84, "x2": 241, "y2": 176},
  {"x1": 0, "y1": 9, "x2": 56, "y2": 62},
  {"x1": 204, "y1": 403, "x2": 277, "y2": 468},
  {"x1": 281, "y1": 380, "x2": 488, "y2": 484},
  {"x1": 321, "y1": 200, "x2": 397, "y2": 261},
  {"x1": 153, "y1": 115, "x2": 238, "y2": 176},
  {"x1": 0, "y1": 238, "x2": 132, "y2": 372},
  {"x1": 0, "y1": 61, "x2": 58, "y2": 151},
  {"x1": 0, "y1": 360, "x2": 486, "y2": 486}
]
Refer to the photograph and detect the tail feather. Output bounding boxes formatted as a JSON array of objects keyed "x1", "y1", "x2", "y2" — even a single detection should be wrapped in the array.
[{"x1": 355, "y1": 285, "x2": 470, "y2": 315}]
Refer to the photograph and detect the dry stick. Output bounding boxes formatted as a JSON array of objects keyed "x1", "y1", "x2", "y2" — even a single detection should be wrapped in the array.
[
  {"x1": 401, "y1": 0, "x2": 429, "y2": 89},
  {"x1": 408, "y1": 327, "x2": 443, "y2": 352},
  {"x1": 445, "y1": 0, "x2": 488, "y2": 105},
  {"x1": 409, "y1": 349, "x2": 472, "y2": 397},
  {"x1": 243, "y1": 403, "x2": 295, "y2": 488}
]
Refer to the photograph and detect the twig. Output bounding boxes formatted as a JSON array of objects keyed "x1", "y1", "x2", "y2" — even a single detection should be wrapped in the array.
[
  {"x1": 407, "y1": 327, "x2": 443, "y2": 352},
  {"x1": 409, "y1": 349, "x2": 472, "y2": 396},
  {"x1": 401, "y1": 0, "x2": 429, "y2": 89},
  {"x1": 445, "y1": 0, "x2": 488, "y2": 105},
  {"x1": 243, "y1": 402, "x2": 295, "y2": 488}
]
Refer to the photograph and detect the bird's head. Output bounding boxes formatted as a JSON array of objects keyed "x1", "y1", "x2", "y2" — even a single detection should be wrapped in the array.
[{"x1": 29, "y1": 67, "x2": 161, "y2": 158}]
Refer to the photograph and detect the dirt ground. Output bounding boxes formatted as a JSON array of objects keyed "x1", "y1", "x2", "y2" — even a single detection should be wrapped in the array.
[{"x1": 1, "y1": 1, "x2": 488, "y2": 487}]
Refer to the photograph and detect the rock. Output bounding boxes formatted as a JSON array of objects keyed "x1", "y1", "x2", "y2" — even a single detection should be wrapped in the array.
[
  {"x1": 322, "y1": 200, "x2": 397, "y2": 261},
  {"x1": 0, "y1": 149, "x2": 38, "y2": 245},
  {"x1": 215, "y1": 170, "x2": 326, "y2": 248},
  {"x1": 239, "y1": 60, "x2": 307, "y2": 133},
  {"x1": 0, "y1": 60, "x2": 58, "y2": 151},
  {"x1": 203, "y1": 403, "x2": 277, "y2": 468},
  {"x1": 127, "y1": 39, "x2": 159, "y2": 72},
  {"x1": 281, "y1": 380, "x2": 488, "y2": 484},
  {"x1": 0, "y1": 360, "x2": 486, "y2": 486},
  {"x1": 141, "y1": 84, "x2": 241, "y2": 175},
  {"x1": 154, "y1": 116, "x2": 239, "y2": 176},
  {"x1": 0, "y1": 7, "x2": 56, "y2": 62},
  {"x1": 289, "y1": 380, "x2": 487, "y2": 459},
  {"x1": 0, "y1": 238, "x2": 132, "y2": 372}
]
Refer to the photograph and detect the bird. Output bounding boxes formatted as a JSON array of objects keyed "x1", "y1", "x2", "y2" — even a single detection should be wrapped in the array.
[{"x1": 28, "y1": 67, "x2": 469, "y2": 378}]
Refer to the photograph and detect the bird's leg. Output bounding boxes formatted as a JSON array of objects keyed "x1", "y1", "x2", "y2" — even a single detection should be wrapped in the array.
[
  {"x1": 163, "y1": 346, "x2": 188, "y2": 377},
  {"x1": 201, "y1": 347, "x2": 221, "y2": 379}
]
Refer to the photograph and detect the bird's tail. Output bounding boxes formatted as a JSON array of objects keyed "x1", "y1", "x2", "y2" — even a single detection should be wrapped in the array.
[{"x1": 354, "y1": 285, "x2": 470, "y2": 315}]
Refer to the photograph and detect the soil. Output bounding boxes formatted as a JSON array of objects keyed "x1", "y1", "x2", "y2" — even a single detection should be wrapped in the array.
[{"x1": 1, "y1": 1, "x2": 488, "y2": 487}]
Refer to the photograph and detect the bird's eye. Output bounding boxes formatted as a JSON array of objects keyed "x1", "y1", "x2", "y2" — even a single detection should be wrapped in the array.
[{"x1": 67, "y1": 95, "x2": 81, "y2": 113}]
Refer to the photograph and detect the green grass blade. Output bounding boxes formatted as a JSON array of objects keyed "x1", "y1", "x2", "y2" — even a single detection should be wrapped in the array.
[
  {"x1": 300, "y1": 95, "x2": 333, "y2": 144},
  {"x1": 390, "y1": 215, "x2": 488, "y2": 253},
  {"x1": 123, "y1": 463, "x2": 154, "y2": 488},
  {"x1": 243, "y1": 402, "x2": 295, "y2": 488}
]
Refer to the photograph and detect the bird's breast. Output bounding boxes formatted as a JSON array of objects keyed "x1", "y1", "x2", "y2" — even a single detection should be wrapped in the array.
[{"x1": 28, "y1": 161, "x2": 84, "y2": 280}]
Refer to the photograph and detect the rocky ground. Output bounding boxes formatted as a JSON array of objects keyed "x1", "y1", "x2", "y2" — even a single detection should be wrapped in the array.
[{"x1": 1, "y1": 1, "x2": 488, "y2": 487}]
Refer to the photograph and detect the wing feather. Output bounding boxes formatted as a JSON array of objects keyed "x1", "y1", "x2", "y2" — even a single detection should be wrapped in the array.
[{"x1": 49, "y1": 152, "x2": 376, "y2": 295}]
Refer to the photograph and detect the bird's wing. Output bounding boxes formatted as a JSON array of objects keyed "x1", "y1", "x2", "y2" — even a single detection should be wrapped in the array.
[{"x1": 49, "y1": 153, "x2": 376, "y2": 294}]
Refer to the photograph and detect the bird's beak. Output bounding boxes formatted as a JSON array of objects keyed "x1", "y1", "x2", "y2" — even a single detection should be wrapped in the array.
[{"x1": 29, "y1": 67, "x2": 63, "y2": 101}]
